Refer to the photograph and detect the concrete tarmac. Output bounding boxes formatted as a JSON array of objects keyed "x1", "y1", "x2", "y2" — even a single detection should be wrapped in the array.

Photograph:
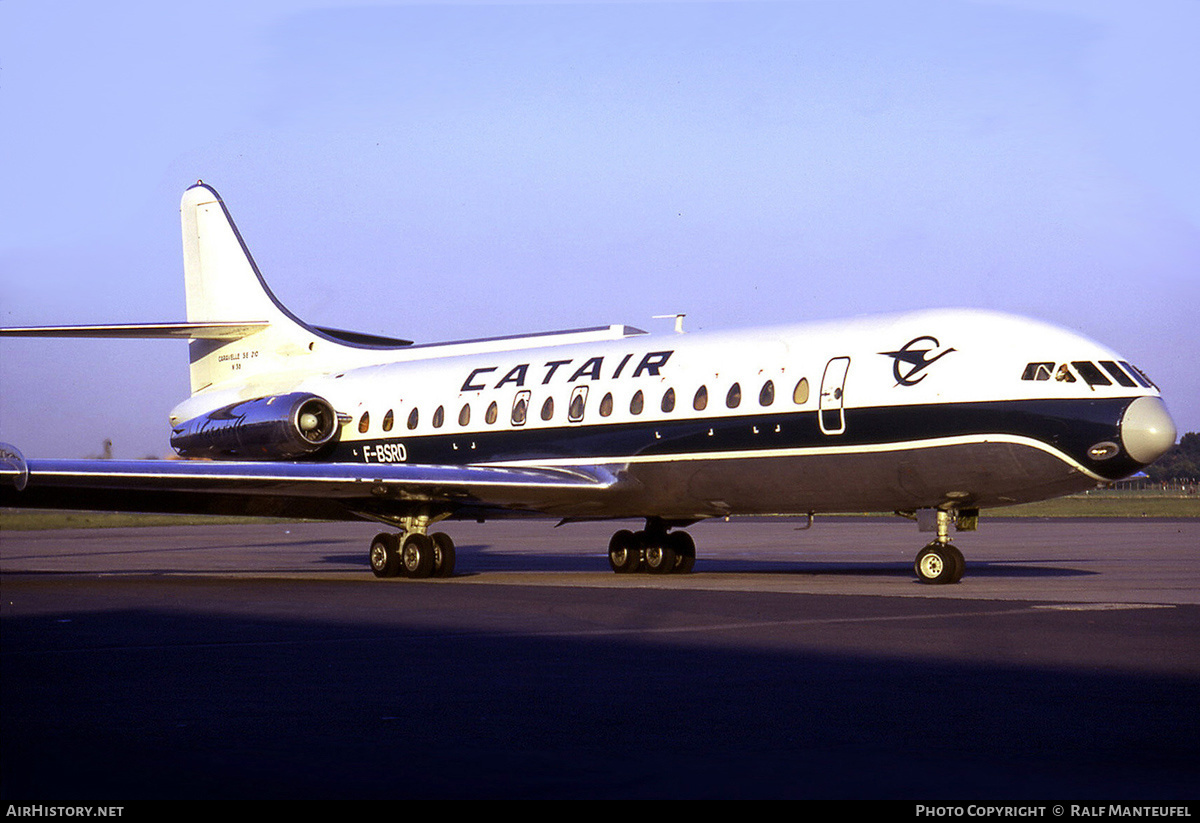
[{"x1": 2, "y1": 517, "x2": 1198, "y2": 800}]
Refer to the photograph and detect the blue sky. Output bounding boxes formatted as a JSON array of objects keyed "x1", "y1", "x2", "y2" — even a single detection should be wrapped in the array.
[{"x1": 1, "y1": 0, "x2": 1197, "y2": 459}]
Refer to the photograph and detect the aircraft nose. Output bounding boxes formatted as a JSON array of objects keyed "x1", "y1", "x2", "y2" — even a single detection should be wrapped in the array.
[{"x1": 1120, "y1": 396, "x2": 1177, "y2": 465}]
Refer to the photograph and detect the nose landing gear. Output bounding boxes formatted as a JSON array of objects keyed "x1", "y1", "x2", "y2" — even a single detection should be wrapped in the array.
[
  {"x1": 914, "y1": 541, "x2": 965, "y2": 584},
  {"x1": 912, "y1": 508, "x2": 967, "y2": 584}
]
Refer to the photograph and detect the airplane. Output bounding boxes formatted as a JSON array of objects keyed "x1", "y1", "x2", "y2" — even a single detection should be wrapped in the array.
[{"x1": 0, "y1": 182, "x2": 1179, "y2": 583}]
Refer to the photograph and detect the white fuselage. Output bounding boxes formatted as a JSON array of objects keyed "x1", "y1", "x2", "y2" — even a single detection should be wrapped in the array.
[{"x1": 171, "y1": 307, "x2": 1170, "y2": 520}]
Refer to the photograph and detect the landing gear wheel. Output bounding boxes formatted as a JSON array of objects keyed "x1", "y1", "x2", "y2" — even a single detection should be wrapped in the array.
[
  {"x1": 667, "y1": 531, "x2": 696, "y2": 574},
  {"x1": 643, "y1": 538, "x2": 678, "y2": 574},
  {"x1": 369, "y1": 532, "x2": 401, "y2": 578},
  {"x1": 943, "y1": 544, "x2": 965, "y2": 584},
  {"x1": 914, "y1": 542, "x2": 962, "y2": 585},
  {"x1": 430, "y1": 532, "x2": 456, "y2": 578},
  {"x1": 608, "y1": 530, "x2": 642, "y2": 573},
  {"x1": 401, "y1": 532, "x2": 436, "y2": 578}
]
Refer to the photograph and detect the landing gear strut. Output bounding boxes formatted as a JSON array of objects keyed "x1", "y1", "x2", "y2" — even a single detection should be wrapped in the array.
[
  {"x1": 368, "y1": 510, "x2": 456, "y2": 579},
  {"x1": 912, "y1": 509, "x2": 966, "y2": 584},
  {"x1": 608, "y1": 518, "x2": 696, "y2": 575}
]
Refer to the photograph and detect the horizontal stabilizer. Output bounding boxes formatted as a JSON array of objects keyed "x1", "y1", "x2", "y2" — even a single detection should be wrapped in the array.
[
  {"x1": 0, "y1": 321, "x2": 414, "y2": 347},
  {"x1": 0, "y1": 321, "x2": 271, "y2": 341}
]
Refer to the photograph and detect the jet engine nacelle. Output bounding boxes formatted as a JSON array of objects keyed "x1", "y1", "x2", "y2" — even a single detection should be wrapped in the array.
[{"x1": 171, "y1": 392, "x2": 340, "y2": 459}]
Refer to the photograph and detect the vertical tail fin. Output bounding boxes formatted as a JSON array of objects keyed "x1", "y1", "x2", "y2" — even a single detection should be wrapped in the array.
[
  {"x1": 181, "y1": 183, "x2": 301, "y2": 329},
  {"x1": 182, "y1": 183, "x2": 321, "y2": 393},
  {"x1": 180, "y1": 183, "x2": 413, "y2": 396}
]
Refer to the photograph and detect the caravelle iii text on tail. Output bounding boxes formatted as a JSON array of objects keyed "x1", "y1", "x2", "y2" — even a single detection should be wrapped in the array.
[{"x1": 0, "y1": 183, "x2": 1178, "y2": 582}]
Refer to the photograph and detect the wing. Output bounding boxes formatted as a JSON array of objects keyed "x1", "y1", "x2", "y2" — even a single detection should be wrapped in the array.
[{"x1": 0, "y1": 444, "x2": 624, "y2": 524}]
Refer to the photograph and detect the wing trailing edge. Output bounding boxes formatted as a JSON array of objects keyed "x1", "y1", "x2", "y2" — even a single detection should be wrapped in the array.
[{"x1": 0, "y1": 445, "x2": 626, "y2": 522}]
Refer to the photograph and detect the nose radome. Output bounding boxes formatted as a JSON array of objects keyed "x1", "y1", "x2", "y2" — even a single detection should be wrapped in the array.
[{"x1": 1120, "y1": 396, "x2": 1177, "y2": 465}]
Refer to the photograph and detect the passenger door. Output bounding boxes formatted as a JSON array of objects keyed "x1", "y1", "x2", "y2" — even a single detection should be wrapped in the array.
[{"x1": 819, "y1": 357, "x2": 850, "y2": 435}]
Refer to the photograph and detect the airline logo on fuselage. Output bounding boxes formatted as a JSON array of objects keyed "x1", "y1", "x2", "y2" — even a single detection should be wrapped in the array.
[
  {"x1": 461, "y1": 350, "x2": 674, "y2": 392},
  {"x1": 879, "y1": 336, "x2": 955, "y2": 386}
]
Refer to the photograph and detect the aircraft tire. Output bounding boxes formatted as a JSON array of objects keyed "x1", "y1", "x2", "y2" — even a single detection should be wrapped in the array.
[
  {"x1": 667, "y1": 531, "x2": 696, "y2": 574},
  {"x1": 914, "y1": 542, "x2": 961, "y2": 585},
  {"x1": 369, "y1": 532, "x2": 402, "y2": 578},
  {"x1": 608, "y1": 530, "x2": 642, "y2": 573},
  {"x1": 431, "y1": 532, "x2": 456, "y2": 578},
  {"x1": 944, "y1": 544, "x2": 966, "y2": 583},
  {"x1": 401, "y1": 532, "x2": 436, "y2": 578},
  {"x1": 643, "y1": 540, "x2": 677, "y2": 574}
]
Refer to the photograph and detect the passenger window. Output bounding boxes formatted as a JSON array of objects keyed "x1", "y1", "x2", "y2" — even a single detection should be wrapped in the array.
[
  {"x1": 432, "y1": 405, "x2": 445, "y2": 428},
  {"x1": 1021, "y1": 362, "x2": 1055, "y2": 381},
  {"x1": 382, "y1": 409, "x2": 394, "y2": 432},
  {"x1": 486, "y1": 401, "x2": 498, "y2": 424},
  {"x1": 407, "y1": 408, "x2": 419, "y2": 430},
  {"x1": 511, "y1": 391, "x2": 530, "y2": 426},
  {"x1": 358, "y1": 411, "x2": 370, "y2": 434},
  {"x1": 759, "y1": 380, "x2": 775, "y2": 406},
  {"x1": 661, "y1": 387, "x2": 676, "y2": 413},
  {"x1": 599, "y1": 392, "x2": 614, "y2": 417},
  {"x1": 541, "y1": 396, "x2": 554, "y2": 421},
  {"x1": 568, "y1": 386, "x2": 587, "y2": 423},
  {"x1": 630, "y1": 390, "x2": 644, "y2": 415},
  {"x1": 1072, "y1": 361, "x2": 1112, "y2": 387},
  {"x1": 726, "y1": 383, "x2": 741, "y2": 409},
  {"x1": 458, "y1": 403, "x2": 470, "y2": 426},
  {"x1": 792, "y1": 378, "x2": 809, "y2": 405},
  {"x1": 693, "y1": 385, "x2": 708, "y2": 411},
  {"x1": 1100, "y1": 361, "x2": 1137, "y2": 388}
]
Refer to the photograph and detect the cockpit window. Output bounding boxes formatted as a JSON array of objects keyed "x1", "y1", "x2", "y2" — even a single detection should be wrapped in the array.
[
  {"x1": 1072, "y1": 361, "x2": 1112, "y2": 387},
  {"x1": 1099, "y1": 361, "x2": 1137, "y2": 388},
  {"x1": 1021, "y1": 362, "x2": 1055, "y2": 381},
  {"x1": 1024, "y1": 359, "x2": 1149, "y2": 390},
  {"x1": 1120, "y1": 361, "x2": 1155, "y2": 389}
]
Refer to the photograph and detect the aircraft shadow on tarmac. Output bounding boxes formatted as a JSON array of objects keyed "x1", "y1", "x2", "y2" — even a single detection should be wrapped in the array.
[{"x1": 320, "y1": 547, "x2": 1097, "y2": 578}]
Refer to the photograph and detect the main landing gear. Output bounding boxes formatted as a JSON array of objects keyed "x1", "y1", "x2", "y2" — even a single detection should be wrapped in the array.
[
  {"x1": 369, "y1": 530, "x2": 456, "y2": 579},
  {"x1": 911, "y1": 508, "x2": 968, "y2": 585},
  {"x1": 608, "y1": 518, "x2": 696, "y2": 575}
]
